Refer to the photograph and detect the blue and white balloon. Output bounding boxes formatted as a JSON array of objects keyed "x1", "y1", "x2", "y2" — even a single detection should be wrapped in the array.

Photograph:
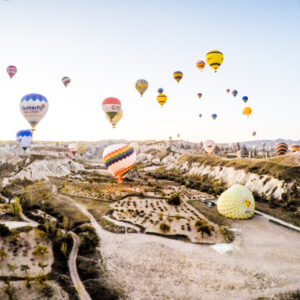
[
  {"x1": 20, "y1": 93, "x2": 49, "y2": 130},
  {"x1": 16, "y1": 130, "x2": 32, "y2": 150}
]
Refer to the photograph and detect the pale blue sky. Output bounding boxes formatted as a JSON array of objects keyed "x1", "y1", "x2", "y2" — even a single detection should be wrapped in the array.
[{"x1": 0, "y1": 0, "x2": 299, "y2": 142}]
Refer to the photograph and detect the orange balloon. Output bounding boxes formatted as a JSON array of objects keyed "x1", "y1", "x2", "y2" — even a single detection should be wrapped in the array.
[
  {"x1": 196, "y1": 60, "x2": 205, "y2": 71},
  {"x1": 243, "y1": 107, "x2": 252, "y2": 118}
]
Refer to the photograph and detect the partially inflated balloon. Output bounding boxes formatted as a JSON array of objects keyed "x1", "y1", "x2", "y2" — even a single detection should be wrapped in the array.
[
  {"x1": 217, "y1": 184, "x2": 255, "y2": 219},
  {"x1": 243, "y1": 107, "x2": 252, "y2": 118},
  {"x1": 69, "y1": 143, "x2": 77, "y2": 155},
  {"x1": 275, "y1": 143, "x2": 288, "y2": 155},
  {"x1": 205, "y1": 50, "x2": 223, "y2": 72},
  {"x1": 103, "y1": 144, "x2": 136, "y2": 183},
  {"x1": 203, "y1": 140, "x2": 216, "y2": 155},
  {"x1": 157, "y1": 94, "x2": 167, "y2": 107},
  {"x1": 76, "y1": 142, "x2": 88, "y2": 155},
  {"x1": 135, "y1": 79, "x2": 148, "y2": 97},
  {"x1": 173, "y1": 71, "x2": 183, "y2": 83},
  {"x1": 16, "y1": 130, "x2": 32, "y2": 150},
  {"x1": 242, "y1": 96, "x2": 248, "y2": 103},
  {"x1": 102, "y1": 97, "x2": 121, "y2": 125},
  {"x1": 106, "y1": 110, "x2": 123, "y2": 128},
  {"x1": 196, "y1": 60, "x2": 205, "y2": 71},
  {"x1": 20, "y1": 93, "x2": 49, "y2": 131},
  {"x1": 211, "y1": 114, "x2": 217, "y2": 120},
  {"x1": 62, "y1": 77, "x2": 71, "y2": 87},
  {"x1": 7, "y1": 65, "x2": 17, "y2": 79},
  {"x1": 232, "y1": 90, "x2": 238, "y2": 97},
  {"x1": 158, "y1": 88, "x2": 164, "y2": 94},
  {"x1": 197, "y1": 93, "x2": 202, "y2": 99}
]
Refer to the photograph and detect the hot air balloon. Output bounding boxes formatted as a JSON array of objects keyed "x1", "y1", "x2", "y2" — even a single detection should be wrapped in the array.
[
  {"x1": 217, "y1": 184, "x2": 255, "y2": 219},
  {"x1": 7, "y1": 65, "x2": 17, "y2": 79},
  {"x1": 196, "y1": 60, "x2": 205, "y2": 71},
  {"x1": 62, "y1": 77, "x2": 71, "y2": 87},
  {"x1": 102, "y1": 97, "x2": 121, "y2": 125},
  {"x1": 169, "y1": 136, "x2": 172, "y2": 141},
  {"x1": 16, "y1": 130, "x2": 32, "y2": 150},
  {"x1": 69, "y1": 143, "x2": 77, "y2": 155},
  {"x1": 243, "y1": 107, "x2": 252, "y2": 118},
  {"x1": 106, "y1": 110, "x2": 123, "y2": 128},
  {"x1": 226, "y1": 89, "x2": 230, "y2": 93},
  {"x1": 242, "y1": 96, "x2": 248, "y2": 103},
  {"x1": 157, "y1": 94, "x2": 167, "y2": 107},
  {"x1": 103, "y1": 144, "x2": 136, "y2": 183},
  {"x1": 205, "y1": 50, "x2": 223, "y2": 72},
  {"x1": 158, "y1": 88, "x2": 164, "y2": 94},
  {"x1": 275, "y1": 143, "x2": 288, "y2": 155},
  {"x1": 135, "y1": 79, "x2": 148, "y2": 97},
  {"x1": 290, "y1": 144, "x2": 300, "y2": 152},
  {"x1": 76, "y1": 142, "x2": 88, "y2": 155},
  {"x1": 252, "y1": 131, "x2": 256, "y2": 136},
  {"x1": 211, "y1": 114, "x2": 217, "y2": 120},
  {"x1": 20, "y1": 93, "x2": 49, "y2": 131},
  {"x1": 197, "y1": 93, "x2": 202, "y2": 99},
  {"x1": 173, "y1": 71, "x2": 183, "y2": 83},
  {"x1": 130, "y1": 142, "x2": 139, "y2": 152},
  {"x1": 203, "y1": 140, "x2": 216, "y2": 155},
  {"x1": 232, "y1": 90, "x2": 238, "y2": 97},
  {"x1": 199, "y1": 113, "x2": 202, "y2": 118},
  {"x1": 177, "y1": 133, "x2": 180, "y2": 138}
]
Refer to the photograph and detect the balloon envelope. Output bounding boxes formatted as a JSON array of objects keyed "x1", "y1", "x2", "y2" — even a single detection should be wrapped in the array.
[
  {"x1": 242, "y1": 96, "x2": 248, "y2": 103},
  {"x1": 103, "y1": 144, "x2": 136, "y2": 183},
  {"x1": 232, "y1": 90, "x2": 238, "y2": 97},
  {"x1": 157, "y1": 88, "x2": 164, "y2": 94},
  {"x1": 243, "y1": 107, "x2": 252, "y2": 117},
  {"x1": 290, "y1": 144, "x2": 300, "y2": 152},
  {"x1": 197, "y1": 93, "x2": 202, "y2": 99},
  {"x1": 211, "y1": 114, "x2": 217, "y2": 120},
  {"x1": 226, "y1": 89, "x2": 230, "y2": 93},
  {"x1": 106, "y1": 110, "x2": 123, "y2": 128},
  {"x1": 275, "y1": 143, "x2": 288, "y2": 155},
  {"x1": 217, "y1": 184, "x2": 255, "y2": 219},
  {"x1": 252, "y1": 131, "x2": 256, "y2": 136},
  {"x1": 16, "y1": 130, "x2": 32, "y2": 150},
  {"x1": 7, "y1": 65, "x2": 17, "y2": 78},
  {"x1": 196, "y1": 60, "x2": 205, "y2": 71},
  {"x1": 157, "y1": 94, "x2": 167, "y2": 106},
  {"x1": 76, "y1": 142, "x2": 88, "y2": 155},
  {"x1": 203, "y1": 140, "x2": 216, "y2": 155},
  {"x1": 135, "y1": 79, "x2": 148, "y2": 96},
  {"x1": 69, "y1": 143, "x2": 77, "y2": 155},
  {"x1": 62, "y1": 77, "x2": 71, "y2": 87},
  {"x1": 173, "y1": 71, "x2": 183, "y2": 83},
  {"x1": 20, "y1": 93, "x2": 49, "y2": 130},
  {"x1": 205, "y1": 50, "x2": 223, "y2": 72},
  {"x1": 102, "y1": 97, "x2": 121, "y2": 124}
]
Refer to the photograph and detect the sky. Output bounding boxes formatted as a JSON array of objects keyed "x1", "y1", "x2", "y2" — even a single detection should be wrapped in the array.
[{"x1": 0, "y1": 0, "x2": 299, "y2": 143}]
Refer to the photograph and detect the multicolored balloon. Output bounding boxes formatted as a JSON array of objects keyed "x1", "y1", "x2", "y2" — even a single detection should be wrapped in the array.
[
  {"x1": 232, "y1": 90, "x2": 238, "y2": 97},
  {"x1": 135, "y1": 79, "x2": 148, "y2": 97},
  {"x1": 173, "y1": 71, "x2": 183, "y2": 83},
  {"x1": 197, "y1": 93, "x2": 202, "y2": 99},
  {"x1": 103, "y1": 144, "x2": 136, "y2": 184},
  {"x1": 205, "y1": 50, "x2": 223, "y2": 72},
  {"x1": 242, "y1": 96, "x2": 248, "y2": 103},
  {"x1": 76, "y1": 142, "x2": 88, "y2": 155},
  {"x1": 106, "y1": 110, "x2": 123, "y2": 128},
  {"x1": 243, "y1": 107, "x2": 252, "y2": 118},
  {"x1": 20, "y1": 93, "x2": 49, "y2": 131},
  {"x1": 69, "y1": 143, "x2": 77, "y2": 155},
  {"x1": 275, "y1": 143, "x2": 288, "y2": 155},
  {"x1": 158, "y1": 87, "x2": 164, "y2": 94},
  {"x1": 203, "y1": 140, "x2": 216, "y2": 155},
  {"x1": 211, "y1": 113, "x2": 217, "y2": 120},
  {"x1": 196, "y1": 60, "x2": 205, "y2": 71},
  {"x1": 62, "y1": 77, "x2": 71, "y2": 87},
  {"x1": 157, "y1": 94, "x2": 167, "y2": 107},
  {"x1": 16, "y1": 130, "x2": 32, "y2": 150},
  {"x1": 7, "y1": 65, "x2": 17, "y2": 79},
  {"x1": 102, "y1": 97, "x2": 121, "y2": 125}
]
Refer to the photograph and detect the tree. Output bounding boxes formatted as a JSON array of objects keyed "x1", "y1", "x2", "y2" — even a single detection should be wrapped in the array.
[
  {"x1": 38, "y1": 262, "x2": 48, "y2": 272},
  {"x1": 10, "y1": 196, "x2": 22, "y2": 218},
  {"x1": 159, "y1": 223, "x2": 170, "y2": 233},
  {"x1": 24, "y1": 275, "x2": 32, "y2": 289},
  {"x1": 0, "y1": 248, "x2": 8, "y2": 261},
  {"x1": 8, "y1": 264, "x2": 18, "y2": 275},
  {"x1": 32, "y1": 245, "x2": 48, "y2": 258},
  {"x1": 34, "y1": 274, "x2": 48, "y2": 286},
  {"x1": 167, "y1": 194, "x2": 181, "y2": 206},
  {"x1": 20, "y1": 264, "x2": 30, "y2": 274}
]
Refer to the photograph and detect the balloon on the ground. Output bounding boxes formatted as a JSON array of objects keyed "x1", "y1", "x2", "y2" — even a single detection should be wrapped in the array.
[
  {"x1": 173, "y1": 71, "x2": 183, "y2": 83},
  {"x1": 76, "y1": 142, "x2": 88, "y2": 155},
  {"x1": 69, "y1": 143, "x2": 77, "y2": 155},
  {"x1": 20, "y1": 93, "x2": 49, "y2": 131},
  {"x1": 102, "y1": 97, "x2": 122, "y2": 125},
  {"x1": 242, "y1": 96, "x2": 248, "y2": 103},
  {"x1": 197, "y1": 93, "x2": 202, "y2": 99},
  {"x1": 203, "y1": 140, "x2": 216, "y2": 155},
  {"x1": 290, "y1": 144, "x2": 300, "y2": 152},
  {"x1": 217, "y1": 184, "x2": 255, "y2": 219},
  {"x1": 158, "y1": 88, "x2": 164, "y2": 94},
  {"x1": 157, "y1": 94, "x2": 167, "y2": 107},
  {"x1": 226, "y1": 89, "x2": 230, "y2": 93},
  {"x1": 130, "y1": 142, "x2": 139, "y2": 152},
  {"x1": 211, "y1": 113, "x2": 217, "y2": 120},
  {"x1": 232, "y1": 90, "x2": 238, "y2": 97},
  {"x1": 16, "y1": 130, "x2": 32, "y2": 150},
  {"x1": 196, "y1": 60, "x2": 205, "y2": 71},
  {"x1": 7, "y1": 65, "x2": 17, "y2": 79},
  {"x1": 62, "y1": 77, "x2": 71, "y2": 87},
  {"x1": 243, "y1": 107, "x2": 252, "y2": 118},
  {"x1": 252, "y1": 131, "x2": 256, "y2": 136},
  {"x1": 103, "y1": 143, "x2": 136, "y2": 184},
  {"x1": 135, "y1": 79, "x2": 148, "y2": 96},
  {"x1": 106, "y1": 110, "x2": 123, "y2": 128},
  {"x1": 275, "y1": 143, "x2": 288, "y2": 155},
  {"x1": 205, "y1": 50, "x2": 223, "y2": 72}
]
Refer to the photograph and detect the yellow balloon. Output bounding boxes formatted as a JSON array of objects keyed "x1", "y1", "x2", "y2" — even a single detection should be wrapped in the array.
[
  {"x1": 106, "y1": 110, "x2": 123, "y2": 128},
  {"x1": 135, "y1": 79, "x2": 148, "y2": 96},
  {"x1": 205, "y1": 50, "x2": 224, "y2": 72},
  {"x1": 173, "y1": 71, "x2": 183, "y2": 83},
  {"x1": 243, "y1": 107, "x2": 252, "y2": 118},
  {"x1": 76, "y1": 142, "x2": 88, "y2": 155},
  {"x1": 157, "y1": 94, "x2": 167, "y2": 107}
]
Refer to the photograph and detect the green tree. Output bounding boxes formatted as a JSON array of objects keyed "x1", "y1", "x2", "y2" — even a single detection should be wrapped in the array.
[
  {"x1": 35, "y1": 274, "x2": 48, "y2": 286},
  {"x1": 10, "y1": 196, "x2": 22, "y2": 218},
  {"x1": 32, "y1": 245, "x2": 48, "y2": 258},
  {"x1": 20, "y1": 264, "x2": 30, "y2": 275},
  {"x1": 8, "y1": 264, "x2": 18, "y2": 275},
  {"x1": 23, "y1": 225, "x2": 32, "y2": 236},
  {"x1": 38, "y1": 262, "x2": 48, "y2": 272},
  {"x1": 0, "y1": 248, "x2": 8, "y2": 261}
]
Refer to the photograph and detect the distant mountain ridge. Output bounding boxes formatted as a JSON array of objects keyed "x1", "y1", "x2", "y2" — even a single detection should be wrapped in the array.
[{"x1": 240, "y1": 139, "x2": 300, "y2": 148}]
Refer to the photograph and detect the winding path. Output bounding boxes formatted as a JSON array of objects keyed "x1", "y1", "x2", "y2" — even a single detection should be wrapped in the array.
[{"x1": 68, "y1": 231, "x2": 92, "y2": 300}]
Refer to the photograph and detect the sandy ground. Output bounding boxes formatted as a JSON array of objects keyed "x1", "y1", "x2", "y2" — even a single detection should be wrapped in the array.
[{"x1": 97, "y1": 214, "x2": 300, "y2": 300}]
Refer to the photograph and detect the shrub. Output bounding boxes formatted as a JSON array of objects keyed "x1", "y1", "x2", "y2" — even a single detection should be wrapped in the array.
[
  {"x1": 281, "y1": 192, "x2": 288, "y2": 202},
  {"x1": 159, "y1": 223, "x2": 170, "y2": 233},
  {"x1": 0, "y1": 224, "x2": 11, "y2": 237},
  {"x1": 167, "y1": 194, "x2": 181, "y2": 206}
]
